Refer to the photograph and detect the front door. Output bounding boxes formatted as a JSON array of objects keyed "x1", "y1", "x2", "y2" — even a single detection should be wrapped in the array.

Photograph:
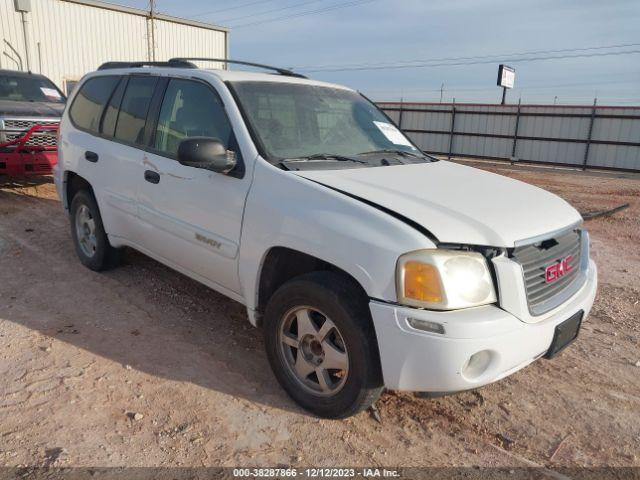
[{"x1": 137, "y1": 78, "x2": 250, "y2": 297}]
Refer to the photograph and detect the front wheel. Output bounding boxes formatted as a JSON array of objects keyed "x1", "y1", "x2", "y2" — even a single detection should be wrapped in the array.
[{"x1": 264, "y1": 272, "x2": 383, "y2": 418}]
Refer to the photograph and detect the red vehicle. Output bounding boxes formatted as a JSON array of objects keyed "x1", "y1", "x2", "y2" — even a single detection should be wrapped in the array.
[{"x1": 0, "y1": 69, "x2": 65, "y2": 176}]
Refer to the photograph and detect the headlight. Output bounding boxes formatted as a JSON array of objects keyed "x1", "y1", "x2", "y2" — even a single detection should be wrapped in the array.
[{"x1": 396, "y1": 249, "x2": 497, "y2": 310}]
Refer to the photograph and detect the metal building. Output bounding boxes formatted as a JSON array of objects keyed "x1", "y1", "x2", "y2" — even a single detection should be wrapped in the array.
[{"x1": 0, "y1": 0, "x2": 228, "y2": 94}]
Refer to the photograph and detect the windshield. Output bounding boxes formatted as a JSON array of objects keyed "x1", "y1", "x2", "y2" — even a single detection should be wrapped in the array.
[
  {"x1": 230, "y1": 81, "x2": 420, "y2": 162},
  {"x1": 0, "y1": 74, "x2": 65, "y2": 103}
]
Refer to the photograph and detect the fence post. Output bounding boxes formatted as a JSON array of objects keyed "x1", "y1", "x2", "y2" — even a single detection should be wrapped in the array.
[
  {"x1": 511, "y1": 99, "x2": 521, "y2": 164},
  {"x1": 582, "y1": 98, "x2": 597, "y2": 170},
  {"x1": 398, "y1": 98, "x2": 404, "y2": 130},
  {"x1": 448, "y1": 99, "x2": 456, "y2": 159}
]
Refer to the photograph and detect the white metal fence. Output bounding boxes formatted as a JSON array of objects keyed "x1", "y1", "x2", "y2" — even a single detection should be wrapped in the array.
[{"x1": 378, "y1": 102, "x2": 640, "y2": 172}]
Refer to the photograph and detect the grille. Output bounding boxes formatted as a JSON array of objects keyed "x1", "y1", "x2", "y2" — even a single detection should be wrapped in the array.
[
  {"x1": 512, "y1": 229, "x2": 585, "y2": 316},
  {"x1": 2, "y1": 118, "x2": 59, "y2": 148},
  {"x1": 5, "y1": 131, "x2": 57, "y2": 147},
  {"x1": 4, "y1": 119, "x2": 59, "y2": 129}
]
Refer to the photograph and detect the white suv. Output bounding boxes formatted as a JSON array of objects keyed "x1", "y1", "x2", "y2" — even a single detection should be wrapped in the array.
[{"x1": 55, "y1": 59, "x2": 597, "y2": 418}]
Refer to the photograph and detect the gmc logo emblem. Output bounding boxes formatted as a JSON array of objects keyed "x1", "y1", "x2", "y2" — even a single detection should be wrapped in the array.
[{"x1": 545, "y1": 255, "x2": 573, "y2": 283}]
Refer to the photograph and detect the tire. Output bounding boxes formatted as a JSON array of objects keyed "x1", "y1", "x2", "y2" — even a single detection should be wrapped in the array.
[
  {"x1": 69, "y1": 189, "x2": 121, "y2": 271},
  {"x1": 264, "y1": 271, "x2": 383, "y2": 418}
]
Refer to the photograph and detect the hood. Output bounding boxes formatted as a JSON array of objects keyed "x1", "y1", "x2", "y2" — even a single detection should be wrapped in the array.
[
  {"x1": 0, "y1": 100, "x2": 65, "y2": 118},
  {"x1": 294, "y1": 161, "x2": 582, "y2": 247}
]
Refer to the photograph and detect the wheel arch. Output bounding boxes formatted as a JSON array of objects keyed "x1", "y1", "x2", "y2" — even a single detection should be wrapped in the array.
[
  {"x1": 63, "y1": 171, "x2": 94, "y2": 211},
  {"x1": 253, "y1": 246, "x2": 370, "y2": 328}
]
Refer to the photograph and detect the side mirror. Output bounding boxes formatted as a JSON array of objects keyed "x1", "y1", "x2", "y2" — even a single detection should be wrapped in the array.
[{"x1": 177, "y1": 137, "x2": 237, "y2": 174}]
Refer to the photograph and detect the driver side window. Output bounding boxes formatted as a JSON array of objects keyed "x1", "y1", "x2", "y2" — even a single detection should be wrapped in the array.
[{"x1": 154, "y1": 79, "x2": 235, "y2": 159}]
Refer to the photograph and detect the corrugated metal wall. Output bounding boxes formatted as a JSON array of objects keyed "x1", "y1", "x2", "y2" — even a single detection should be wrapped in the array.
[
  {"x1": 379, "y1": 102, "x2": 640, "y2": 171},
  {"x1": 152, "y1": 19, "x2": 226, "y2": 68},
  {"x1": 0, "y1": 0, "x2": 227, "y2": 93}
]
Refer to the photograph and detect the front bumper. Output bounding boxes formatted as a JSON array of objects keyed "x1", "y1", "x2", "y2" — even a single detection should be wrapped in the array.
[
  {"x1": 0, "y1": 149, "x2": 57, "y2": 176},
  {"x1": 370, "y1": 260, "x2": 597, "y2": 392}
]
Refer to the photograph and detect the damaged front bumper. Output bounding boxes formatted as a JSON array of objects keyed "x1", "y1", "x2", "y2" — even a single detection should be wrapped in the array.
[{"x1": 369, "y1": 260, "x2": 597, "y2": 392}]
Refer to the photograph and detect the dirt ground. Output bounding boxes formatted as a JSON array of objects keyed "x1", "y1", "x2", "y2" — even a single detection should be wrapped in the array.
[{"x1": 0, "y1": 161, "x2": 639, "y2": 475}]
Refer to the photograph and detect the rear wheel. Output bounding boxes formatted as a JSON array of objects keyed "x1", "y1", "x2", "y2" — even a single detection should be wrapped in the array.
[
  {"x1": 264, "y1": 271, "x2": 383, "y2": 418},
  {"x1": 70, "y1": 190, "x2": 120, "y2": 271}
]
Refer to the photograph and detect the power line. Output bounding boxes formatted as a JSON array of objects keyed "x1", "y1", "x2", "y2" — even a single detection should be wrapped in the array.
[
  {"x1": 232, "y1": 0, "x2": 374, "y2": 27},
  {"x1": 376, "y1": 80, "x2": 637, "y2": 97},
  {"x1": 232, "y1": 0, "x2": 375, "y2": 28},
  {"x1": 298, "y1": 42, "x2": 640, "y2": 71},
  {"x1": 194, "y1": 0, "x2": 274, "y2": 18},
  {"x1": 364, "y1": 77, "x2": 640, "y2": 95},
  {"x1": 222, "y1": 0, "x2": 327, "y2": 24},
  {"x1": 302, "y1": 48, "x2": 640, "y2": 73}
]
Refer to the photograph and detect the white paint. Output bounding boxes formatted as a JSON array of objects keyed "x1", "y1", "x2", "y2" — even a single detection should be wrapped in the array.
[
  {"x1": 55, "y1": 66, "x2": 598, "y2": 398},
  {"x1": 370, "y1": 261, "x2": 596, "y2": 391},
  {"x1": 294, "y1": 160, "x2": 583, "y2": 247}
]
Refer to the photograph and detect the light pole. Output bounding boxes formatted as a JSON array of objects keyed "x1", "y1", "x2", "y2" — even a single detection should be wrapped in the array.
[{"x1": 14, "y1": 0, "x2": 32, "y2": 72}]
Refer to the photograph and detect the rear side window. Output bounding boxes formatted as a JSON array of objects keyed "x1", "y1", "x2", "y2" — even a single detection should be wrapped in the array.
[
  {"x1": 100, "y1": 77, "x2": 127, "y2": 137},
  {"x1": 114, "y1": 76, "x2": 157, "y2": 145},
  {"x1": 69, "y1": 76, "x2": 119, "y2": 133}
]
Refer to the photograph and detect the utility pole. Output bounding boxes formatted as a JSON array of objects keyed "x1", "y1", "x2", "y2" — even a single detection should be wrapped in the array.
[
  {"x1": 148, "y1": 0, "x2": 156, "y2": 61},
  {"x1": 439, "y1": 83, "x2": 444, "y2": 103}
]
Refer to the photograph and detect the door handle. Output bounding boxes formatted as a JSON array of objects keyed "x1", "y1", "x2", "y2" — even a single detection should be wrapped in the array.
[
  {"x1": 84, "y1": 151, "x2": 99, "y2": 163},
  {"x1": 144, "y1": 170, "x2": 160, "y2": 184}
]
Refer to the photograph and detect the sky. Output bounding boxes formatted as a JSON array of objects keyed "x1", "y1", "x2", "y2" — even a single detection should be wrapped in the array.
[{"x1": 118, "y1": 0, "x2": 639, "y2": 104}]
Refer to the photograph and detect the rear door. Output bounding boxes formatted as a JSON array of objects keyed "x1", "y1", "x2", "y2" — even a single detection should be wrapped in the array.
[
  {"x1": 65, "y1": 75, "x2": 121, "y2": 231},
  {"x1": 102, "y1": 75, "x2": 158, "y2": 244},
  {"x1": 136, "y1": 77, "x2": 250, "y2": 297},
  {"x1": 65, "y1": 74, "x2": 158, "y2": 244}
]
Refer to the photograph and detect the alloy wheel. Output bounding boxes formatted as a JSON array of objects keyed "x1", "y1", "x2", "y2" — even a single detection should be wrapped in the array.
[
  {"x1": 75, "y1": 204, "x2": 97, "y2": 258},
  {"x1": 278, "y1": 306, "x2": 349, "y2": 396}
]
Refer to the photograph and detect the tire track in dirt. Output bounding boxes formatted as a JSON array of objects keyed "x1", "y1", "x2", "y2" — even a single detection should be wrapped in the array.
[{"x1": 1, "y1": 175, "x2": 639, "y2": 469}]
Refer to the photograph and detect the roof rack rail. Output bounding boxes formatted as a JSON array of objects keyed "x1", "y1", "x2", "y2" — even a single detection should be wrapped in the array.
[
  {"x1": 97, "y1": 60, "x2": 197, "y2": 70},
  {"x1": 169, "y1": 58, "x2": 308, "y2": 79}
]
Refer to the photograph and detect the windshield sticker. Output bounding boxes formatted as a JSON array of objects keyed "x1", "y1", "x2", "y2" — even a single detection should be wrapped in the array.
[
  {"x1": 40, "y1": 87, "x2": 61, "y2": 99},
  {"x1": 373, "y1": 121, "x2": 416, "y2": 149}
]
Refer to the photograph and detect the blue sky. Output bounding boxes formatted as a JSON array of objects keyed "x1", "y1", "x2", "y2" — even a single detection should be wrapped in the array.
[{"x1": 120, "y1": 0, "x2": 639, "y2": 104}]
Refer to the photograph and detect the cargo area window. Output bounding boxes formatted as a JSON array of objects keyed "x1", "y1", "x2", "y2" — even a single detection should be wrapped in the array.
[{"x1": 69, "y1": 76, "x2": 120, "y2": 134}]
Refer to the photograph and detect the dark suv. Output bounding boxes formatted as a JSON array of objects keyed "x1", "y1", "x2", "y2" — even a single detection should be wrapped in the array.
[{"x1": 0, "y1": 69, "x2": 66, "y2": 175}]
